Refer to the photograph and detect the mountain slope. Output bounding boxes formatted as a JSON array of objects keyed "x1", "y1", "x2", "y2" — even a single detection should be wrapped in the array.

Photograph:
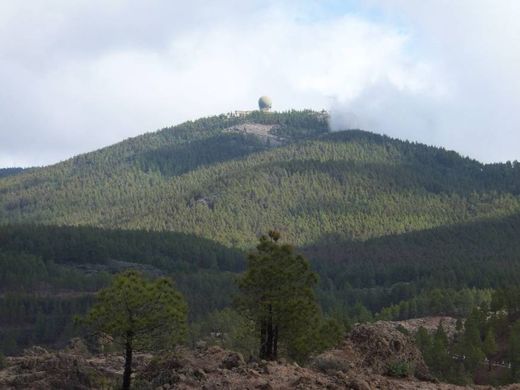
[
  {"x1": 0, "y1": 110, "x2": 519, "y2": 248},
  {"x1": 309, "y1": 211, "x2": 520, "y2": 316},
  {"x1": 0, "y1": 224, "x2": 245, "y2": 354},
  {"x1": 0, "y1": 168, "x2": 26, "y2": 178},
  {"x1": 2, "y1": 212, "x2": 520, "y2": 353}
]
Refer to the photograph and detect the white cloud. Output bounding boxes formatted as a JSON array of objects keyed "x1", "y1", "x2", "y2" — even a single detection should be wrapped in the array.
[
  {"x1": 0, "y1": 0, "x2": 518, "y2": 166},
  {"x1": 339, "y1": 0, "x2": 520, "y2": 162}
]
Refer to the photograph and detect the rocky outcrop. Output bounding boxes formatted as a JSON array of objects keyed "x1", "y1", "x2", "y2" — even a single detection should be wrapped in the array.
[
  {"x1": 135, "y1": 322, "x2": 471, "y2": 389},
  {"x1": 138, "y1": 347, "x2": 343, "y2": 389},
  {"x1": 348, "y1": 321, "x2": 431, "y2": 378},
  {"x1": 0, "y1": 344, "x2": 151, "y2": 389},
  {"x1": 311, "y1": 321, "x2": 431, "y2": 378},
  {"x1": 224, "y1": 123, "x2": 284, "y2": 145},
  {"x1": 392, "y1": 317, "x2": 459, "y2": 338},
  {"x1": 0, "y1": 322, "x2": 513, "y2": 389}
]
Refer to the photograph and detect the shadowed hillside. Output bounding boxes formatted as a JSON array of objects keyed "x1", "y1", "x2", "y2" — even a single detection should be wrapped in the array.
[
  {"x1": 2, "y1": 214, "x2": 520, "y2": 354},
  {"x1": 308, "y1": 212, "x2": 520, "y2": 316}
]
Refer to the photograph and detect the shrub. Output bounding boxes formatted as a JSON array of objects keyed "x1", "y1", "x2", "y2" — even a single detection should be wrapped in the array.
[
  {"x1": 0, "y1": 352, "x2": 7, "y2": 369},
  {"x1": 312, "y1": 355, "x2": 349, "y2": 373},
  {"x1": 396, "y1": 324, "x2": 410, "y2": 336},
  {"x1": 387, "y1": 361, "x2": 412, "y2": 378}
]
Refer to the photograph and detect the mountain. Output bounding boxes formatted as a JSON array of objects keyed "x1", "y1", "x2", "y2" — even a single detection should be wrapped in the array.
[
  {"x1": 0, "y1": 224, "x2": 245, "y2": 354},
  {"x1": 0, "y1": 168, "x2": 26, "y2": 178},
  {"x1": 309, "y1": 212, "x2": 520, "y2": 316},
  {"x1": 1, "y1": 110, "x2": 519, "y2": 249},
  {"x1": 2, "y1": 110, "x2": 520, "y2": 355}
]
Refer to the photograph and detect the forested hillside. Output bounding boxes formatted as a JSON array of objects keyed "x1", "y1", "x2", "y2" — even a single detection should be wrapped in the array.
[
  {"x1": 0, "y1": 168, "x2": 25, "y2": 178},
  {"x1": 0, "y1": 110, "x2": 519, "y2": 248},
  {"x1": 0, "y1": 225, "x2": 244, "y2": 354},
  {"x1": 2, "y1": 214, "x2": 520, "y2": 355},
  {"x1": 2, "y1": 110, "x2": 520, "y2": 357},
  {"x1": 310, "y1": 212, "x2": 520, "y2": 317}
]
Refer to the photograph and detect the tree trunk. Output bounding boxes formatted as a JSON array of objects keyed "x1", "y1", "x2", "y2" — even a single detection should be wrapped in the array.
[
  {"x1": 265, "y1": 305, "x2": 275, "y2": 360},
  {"x1": 266, "y1": 319, "x2": 273, "y2": 359},
  {"x1": 122, "y1": 332, "x2": 133, "y2": 390},
  {"x1": 273, "y1": 325, "x2": 278, "y2": 360},
  {"x1": 259, "y1": 320, "x2": 267, "y2": 359},
  {"x1": 260, "y1": 306, "x2": 277, "y2": 360}
]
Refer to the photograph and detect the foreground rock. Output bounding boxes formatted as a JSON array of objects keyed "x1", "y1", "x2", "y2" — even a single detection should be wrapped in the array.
[
  {"x1": 311, "y1": 321, "x2": 430, "y2": 380},
  {"x1": 0, "y1": 322, "x2": 514, "y2": 389},
  {"x1": 392, "y1": 316, "x2": 459, "y2": 338},
  {"x1": 0, "y1": 341, "x2": 151, "y2": 389}
]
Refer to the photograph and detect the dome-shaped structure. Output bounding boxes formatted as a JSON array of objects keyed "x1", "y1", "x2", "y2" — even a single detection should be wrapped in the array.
[{"x1": 258, "y1": 96, "x2": 272, "y2": 111}]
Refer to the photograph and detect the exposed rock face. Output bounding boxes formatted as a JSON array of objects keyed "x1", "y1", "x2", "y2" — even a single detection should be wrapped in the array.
[
  {"x1": 220, "y1": 350, "x2": 245, "y2": 370},
  {"x1": 138, "y1": 347, "x2": 344, "y2": 389},
  {"x1": 312, "y1": 321, "x2": 430, "y2": 379},
  {"x1": 135, "y1": 322, "x2": 474, "y2": 389},
  {"x1": 0, "y1": 321, "x2": 514, "y2": 389},
  {"x1": 135, "y1": 346, "x2": 475, "y2": 390},
  {"x1": 0, "y1": 345, "x2": 151, "y2": 389},
  {"x1": 224, "y1": 123, "x2": 283, "y2": 145},
  {"x1": 348, "y1": 321, "x2": 430, "y2": 378},
  {"x1": 392, "y1": 317, "x2": 459, "y2": 338}
]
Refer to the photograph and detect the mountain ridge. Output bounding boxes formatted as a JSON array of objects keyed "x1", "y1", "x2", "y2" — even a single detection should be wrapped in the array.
[
  {"x1": 1, "y1": 110, "x2": 519, "y2": 248},
  {"x1": 2, "y1": 112, "x2": 520, "y2": 356}
]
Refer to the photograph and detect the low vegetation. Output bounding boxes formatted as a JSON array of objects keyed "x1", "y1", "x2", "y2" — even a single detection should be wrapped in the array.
[{"x1": 414, "y1": 288, "x2": 520, "y2": 385}]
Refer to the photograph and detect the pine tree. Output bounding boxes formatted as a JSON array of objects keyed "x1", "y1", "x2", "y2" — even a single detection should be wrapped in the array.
[
  {"x1": 510, "y1": 321, "x2": 520, "y2": 382},
  {"x1": 0, "y1": 351, "x2": 6, "y2": 369},
  {"x1": 461, "y1": 310, "x2": 485, "y2": 373},
  {"x1": 82, "y1": 271, "x2": 187, "y2": 390},
  {"x1": 416, "y1": 326, "x2": 432, "y2": 362},
  {"x1": 430, "y1": 322, "x2": 450, "y2": 376},
  {"x1": 482, "y1": 327, "x2": 497, "y2": 371},
  {"x1": 236, "y1": 231, "x2": 322, "y2": 361}
]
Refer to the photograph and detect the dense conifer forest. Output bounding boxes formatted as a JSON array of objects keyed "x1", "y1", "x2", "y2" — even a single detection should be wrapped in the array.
[
  {"x1": 1, "y1": 110, "x2": 520, "y2": 385},
  {"x1": 1, "y1": 111, "x2": 519, "y2": 247},
  {"x1": 0, "y1": 168, "x2": 25, "y2": 178}
]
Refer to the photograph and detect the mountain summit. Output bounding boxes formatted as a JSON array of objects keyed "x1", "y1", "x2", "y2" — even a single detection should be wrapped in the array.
[{"x1": 1, "y1": 110, "x2": 519, "y2": 248}]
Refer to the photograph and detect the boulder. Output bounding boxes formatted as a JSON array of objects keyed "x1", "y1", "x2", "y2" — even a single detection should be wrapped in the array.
[
  {"x1": 221, "y1": 352, "x2": 245, "y2": 370},
  {"x1": 348, "y1": 321, "x2": 430, "y2": 378}
]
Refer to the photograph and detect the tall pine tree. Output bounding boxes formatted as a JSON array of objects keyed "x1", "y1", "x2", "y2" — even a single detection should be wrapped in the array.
[{"x1": 236, "y1": 231, "x2": 323, "y2": 361}]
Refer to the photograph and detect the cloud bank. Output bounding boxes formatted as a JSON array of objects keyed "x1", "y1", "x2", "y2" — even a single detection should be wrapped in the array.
[{"x1": 0, "y1": 0, "x2": 518, "y2": 167}]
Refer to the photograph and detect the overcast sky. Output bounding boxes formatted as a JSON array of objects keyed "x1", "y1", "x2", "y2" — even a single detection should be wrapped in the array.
[{"x1": 0, "y1": 0, "x2": 519, "y2": 167}]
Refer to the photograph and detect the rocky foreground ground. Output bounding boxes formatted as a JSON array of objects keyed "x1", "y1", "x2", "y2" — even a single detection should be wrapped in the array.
[{"x1": 0, "y1": 321, "x2": 516, "y2": 389}]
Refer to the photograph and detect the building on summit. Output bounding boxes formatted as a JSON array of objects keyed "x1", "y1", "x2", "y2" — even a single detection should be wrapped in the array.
[{"x1": 227, "y1": 96, "x2": 273, "y2": 117}]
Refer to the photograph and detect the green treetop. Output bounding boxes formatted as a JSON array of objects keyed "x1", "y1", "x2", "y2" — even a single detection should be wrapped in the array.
[
  {"x1": 510, "y1": 321, "x2": 520, "y2": 382},
  {"x1": 83, "y1": 270, "x2": 187, "y2": 390},
  {"x1": 482, "y1": 327, "x2": 497, "y2": 370},
  {"x1": 236, "y1": 230, "x2": 323, "y2": 362},
  {"x1": 461, "y1": 310, "x2": 485, "y2": 373},
  {"x1": 430, "y1": 322, "x2": 450, "y2": 375}
]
